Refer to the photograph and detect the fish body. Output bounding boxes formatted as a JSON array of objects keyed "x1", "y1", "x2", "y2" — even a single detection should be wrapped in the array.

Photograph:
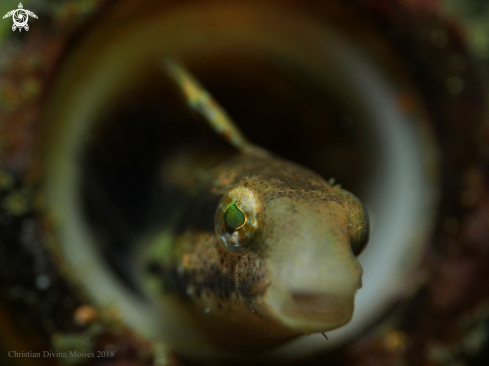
[{"x1": 135, "y1": 62, "x2": 369, "y2": 353}]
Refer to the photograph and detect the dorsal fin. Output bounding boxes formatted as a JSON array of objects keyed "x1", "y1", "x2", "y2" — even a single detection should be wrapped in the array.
[{"x1": 163, "y1": 60, "x2": 269, "y2": 158}]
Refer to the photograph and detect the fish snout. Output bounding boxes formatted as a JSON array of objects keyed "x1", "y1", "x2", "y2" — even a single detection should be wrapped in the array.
[
  {"x1": 259, "y1": 248, "x2": 363, "y2": 334},
  {"x1": 260, "y1": 281, "x2": 359, "y2": 334},
  {"x1": 257, "y1": 196, "x2": 364, "y2": 333}
]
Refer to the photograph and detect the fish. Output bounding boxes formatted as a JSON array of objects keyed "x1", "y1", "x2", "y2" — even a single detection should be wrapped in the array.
[
  {"x1": 134, "y1": 61, "x2": 370, "y2": 354},
  {"x1": 2, "y1": 1, "x2": 483, "y2": 364}
]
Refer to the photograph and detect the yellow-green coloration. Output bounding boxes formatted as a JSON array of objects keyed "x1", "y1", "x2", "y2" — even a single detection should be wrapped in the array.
[
  {"x1": 164, "y1": 60, "x2": 269, "y2": 158},
  {"x1": 0, "y1": 170, "x2": 14, "y2": 189},
  {"x1": 3, "y1": 189, "x2": 31, "y2": 216},
  {"x1": 224, "y1": 203, "x2": 247, "y2": 231},
  {"x1": 51, "y1": 323, "x2": 102, "y2": 365},
  {"x1": 164, "y1": 61, "x2": 249, "y2": 150},
  {"x1": 152, "y1": 342, "x2": 172, "y2": 366},
  {"x1": 214, "y1": 184, "x2": 262, "y2": 255},
  {"x1": 337, "y1": 190, "x2": 370, "y2": 256},
  {"x1": 136, "y1": 62, "x2": 370, "y2": 355},
  {"x1": 133, "y1": 341, "x2": 171, "y2": 366}
]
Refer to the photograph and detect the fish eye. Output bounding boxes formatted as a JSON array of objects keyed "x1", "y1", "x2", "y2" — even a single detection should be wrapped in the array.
[
  {"x1": 347, "y1": 195, "x2": 370, "y2": 256},
  {"x1": 215, "y1": 189, "x2": 261, "y2": 254},
  {"x1": 337, "y1": 189, "x2": 370, "y2": 256},
  {"x1": 224, "y1": 203, "x2": 247, "y2": 232}
]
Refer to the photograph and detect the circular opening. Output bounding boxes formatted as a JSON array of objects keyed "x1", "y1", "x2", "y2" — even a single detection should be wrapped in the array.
[
  {"x1": 43, "y1": 1, "x2": 438, "y2": 360},
  {"x1": 79, "y1": 55, "x2": 374, "y2": 290}
]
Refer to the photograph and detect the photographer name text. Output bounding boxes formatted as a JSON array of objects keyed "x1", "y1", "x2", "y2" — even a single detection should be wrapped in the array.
[{"x1": 8, "y1": 350, "x2": 115, "y2": 358}]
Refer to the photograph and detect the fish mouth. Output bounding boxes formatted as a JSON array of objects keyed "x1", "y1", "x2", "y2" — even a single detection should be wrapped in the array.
[{"x1": 261, "y1": 284, "x2": 356, "y2": 333}]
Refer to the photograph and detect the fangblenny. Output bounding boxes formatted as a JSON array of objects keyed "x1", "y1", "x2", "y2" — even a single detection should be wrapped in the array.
[{"x1": 135, "y1": 61, "x2": 370, "y2": 352}]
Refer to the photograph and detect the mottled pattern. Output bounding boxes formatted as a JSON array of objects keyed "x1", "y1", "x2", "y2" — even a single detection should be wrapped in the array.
[
  {"x1": 0, "y1": 0, "x2": 486, "y2": 364},
  {"x1": 142, "y1": 155, "x2": 365, "y2": 349},
  {"x1": 147, "y1": 232, "x2": 269, "y2": 304}
]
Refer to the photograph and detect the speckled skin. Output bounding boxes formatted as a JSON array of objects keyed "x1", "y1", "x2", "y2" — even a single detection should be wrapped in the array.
[
  {"x1": 4, "y1": 1, "x2": 486, "y2": 365},
  {"x1": 140, "y1": 155, "x2": 366, "y2": 352},
  {"x1": 128, "y1": 61, "x2": 369, "y2": 353}
]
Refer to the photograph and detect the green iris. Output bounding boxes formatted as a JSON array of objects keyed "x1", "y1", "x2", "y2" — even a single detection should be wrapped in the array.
[{"x1": 224, "y1": 203, "x2": 246, "y2": 231}]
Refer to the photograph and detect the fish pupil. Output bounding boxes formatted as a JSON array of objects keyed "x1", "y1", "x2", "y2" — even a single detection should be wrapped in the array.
[{"x1": 224, "y1": 204, "x2": 246, "y2": 231}]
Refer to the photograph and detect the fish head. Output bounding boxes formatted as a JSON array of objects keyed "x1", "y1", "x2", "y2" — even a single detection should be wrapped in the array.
[
  {"x1": 141, "y1": 158, "x2": 368, "y2": 352},
  {"x1": 210, "y1": 159, "x2": 368, "y2": 343}
]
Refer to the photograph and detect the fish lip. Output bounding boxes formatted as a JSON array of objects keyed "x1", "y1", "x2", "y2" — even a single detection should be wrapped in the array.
[{"x1": 259, "y1": 284, "x2": 356, "y2": 333}]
